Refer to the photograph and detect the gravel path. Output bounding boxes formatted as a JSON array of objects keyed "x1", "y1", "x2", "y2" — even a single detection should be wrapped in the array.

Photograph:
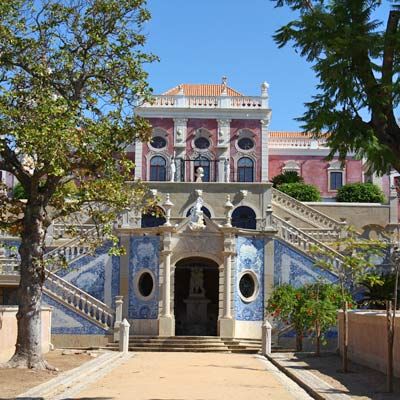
[{"x1": 74, "y1": 352, "x2": 313, "y2": 400}]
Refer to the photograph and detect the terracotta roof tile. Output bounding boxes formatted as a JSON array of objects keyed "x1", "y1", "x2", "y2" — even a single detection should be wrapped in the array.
[{"x1": 163, "y1": 84, "x2": 242, "y2": 97}]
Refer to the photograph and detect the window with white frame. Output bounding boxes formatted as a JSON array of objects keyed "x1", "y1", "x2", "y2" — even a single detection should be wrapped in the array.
[{"x1": 328, "y1": 161, "x2": 345, "y2": 191}]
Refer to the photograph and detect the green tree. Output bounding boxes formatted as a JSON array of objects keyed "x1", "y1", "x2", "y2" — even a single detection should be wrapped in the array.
[
  {"x1": 310, "y1": 230, "x2": 386, "y2": 371},
  {"x1": 272, "y1": 0, "x2": 400, "y2": 174},
  {"x1": 302, "y1": 282, "x2": 348, "y2": 356},
  {"x1": 266, "y1": 284, "x2": 309, "y2": 351},
  {"x1": 0, "y1": 0, "x2": 156, "y2": 369}
]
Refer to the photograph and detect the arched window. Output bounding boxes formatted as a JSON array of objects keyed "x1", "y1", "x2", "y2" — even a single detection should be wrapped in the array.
[
  {"x1": 150, "y1": 156, "x2": 167, "y2": 181},
  {"x1": 232, "y1": 206, "x2": 256, "y2": 229},
  {"x1": 194, "y1": 156, "x2": 210, "y2": 182},
  {"x1": 141, "y1": 207, "x2": 166, "y2": 228},
  {"x1": 237, "y1": 157, "x2": 254, "y2": 182}
]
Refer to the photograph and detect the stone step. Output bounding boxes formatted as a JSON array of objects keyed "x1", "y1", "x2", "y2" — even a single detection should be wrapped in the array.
[{"x1": 126, "y1": 340, "x2": 227, "y2": 345}]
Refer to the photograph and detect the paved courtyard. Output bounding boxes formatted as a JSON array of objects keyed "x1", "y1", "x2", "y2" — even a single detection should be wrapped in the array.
[{"x1": 74, "y1": 352, "x2": 312, "y2": 400}]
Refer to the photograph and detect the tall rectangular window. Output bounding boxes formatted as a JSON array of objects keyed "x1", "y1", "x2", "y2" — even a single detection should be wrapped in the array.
[{"x1": 330, "y1": 171, "x2": 343, "y2": 190}]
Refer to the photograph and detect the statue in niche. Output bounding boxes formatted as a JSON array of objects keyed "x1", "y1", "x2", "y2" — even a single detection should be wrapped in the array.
[
  {"x1": 224, "y1": 158, "x2": 230, "y2": 182},
  {"x1": 195, "y1": 166, "x2": 204, "y2": 182},
  {"x1": 189, "y1": 267, "x2": 205, "y2": 296},
  {"x1": 189, "y1": 195, "x2": 205, "y2": 230},
  {"x1": 170, "y1": 158, "x2": 176, "y2": 182}
]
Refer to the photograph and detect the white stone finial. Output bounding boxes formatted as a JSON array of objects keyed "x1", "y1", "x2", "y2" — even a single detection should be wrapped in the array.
[
  {"x1": 261, "y1": 81, "x2": 269, "y2": 97},
  {"x1": 163, "y1": 193, "x2": 174, "y2": 226},
  {"x1": 178, "y1": 84, "x2": 184, "y2": 95}
]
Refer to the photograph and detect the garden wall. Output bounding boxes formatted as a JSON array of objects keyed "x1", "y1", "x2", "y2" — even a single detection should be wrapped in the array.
[
  {"x1": 338, "y1": 311, "x2": 400, "y2": 377},
  {"x1": 0, "y1": 306, "x2": 52, "y2": 363},
  {"x1": 305, "y1": 202, "x2": 390, "y2": 232}
]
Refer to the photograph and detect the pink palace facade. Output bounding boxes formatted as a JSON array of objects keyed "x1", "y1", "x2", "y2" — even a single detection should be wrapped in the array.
[{"x1": 131, "y1": 78, "x2": 387, "y2": 200}]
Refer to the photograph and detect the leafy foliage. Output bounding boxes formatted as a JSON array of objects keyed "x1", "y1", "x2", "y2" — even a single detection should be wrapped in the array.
[
  {"x1": 360, "y1": 272, "x2": 400, "y2": 309},
  {"x1": 278, "y1": 182, "x2": 321, "y2": 201},
  {"x1": 301, "y1": 282, "x2": 348, "y2": 355},
  {"x1": 0, "y1": 0, "x2": 158, "y2": 368},
  {"x1": 271, "y1": 171, "x2": 304, "y2": 187},
  {"x1": 266, "y1": 284, "x2": 309, "y2": 351},
  {"x1": 336, "y1": 183, "x2": 386, "y2": 203},
  {"x1": 272, "y1": 0, "x2": 400, "y2": 174},
  {"x1": 12, "y1": 182, "x2": 27, "y2": 200}
]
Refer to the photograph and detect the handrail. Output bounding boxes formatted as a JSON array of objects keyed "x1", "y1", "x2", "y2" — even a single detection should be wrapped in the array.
[
  {"x1": 44, "y1": 269, "x2": 114, "y2": 329},
  {"x1": 272, "y1": 214, "x2": 343, "y2": 265},
  {"x1": 272, "y1": 188, "x2": 343, "y2": 230}
]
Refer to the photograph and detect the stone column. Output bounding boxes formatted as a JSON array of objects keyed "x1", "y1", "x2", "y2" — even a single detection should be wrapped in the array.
[
  {"x1": 223, "y1": 251, "x2": 232, "y2": 319},
  {"x1": 134, "y1": 141, "x2": 143, "y2": 180},
  {"x1": 159, "y1": 232, "x2": 175, "y2": 336},
  {"x1": 173, "y1": 118, "x2": 187, "y2": 182},
  {"x1": 216, "y1": 119, "x2": 231, "y2": 182},
  {"x1": 218, "y1": 233, "x2": 235, "y2": 338},
  {"x1": 260, "y1": 118, "x2": 270, "y2": 182},
  {"x1": 389, "y1": 171, "x2": 399, "y2": 225}
]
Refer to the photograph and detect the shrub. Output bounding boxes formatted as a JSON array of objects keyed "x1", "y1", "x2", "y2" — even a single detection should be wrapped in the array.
[
  {"x1": 278, "y1": 182, "x2": 321, "y2": 201},
  {"x1": 336, "y1": 182, "x2": 385, "y2": 203},
  {"x1": 271, "y1": 171, "x2": 304, "y2": 187},
  {"x1": 13, "y1": 182, "x2": 27, "y2": 199}
]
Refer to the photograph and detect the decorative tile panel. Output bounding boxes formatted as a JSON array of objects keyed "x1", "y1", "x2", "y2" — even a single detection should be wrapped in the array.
[
  {"x1": 274, "y1": 239, "x2": 337, "y2": 287},
  {"x1": 234, "y1": 236, "x2": 264, "y2": 321},
  {"x1": 56, "y1": 242, "x2": 119, "y2": 307},
  {"x1": 43, "y1": 294, "x2": 108, "y2": 335},
  {"x1": 128, "y1": 236, "x2": 160, "y2": 319}
]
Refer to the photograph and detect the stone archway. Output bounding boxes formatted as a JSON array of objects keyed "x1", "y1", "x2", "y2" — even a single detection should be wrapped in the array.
[{"x1": 174, "y1": 257, "x2": 219, "y2": 336}]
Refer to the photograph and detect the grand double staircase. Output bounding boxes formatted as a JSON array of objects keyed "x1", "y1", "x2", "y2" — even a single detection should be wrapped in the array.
[{"x1": 0, "y1": 188, "x2": 347, "y2": 342}]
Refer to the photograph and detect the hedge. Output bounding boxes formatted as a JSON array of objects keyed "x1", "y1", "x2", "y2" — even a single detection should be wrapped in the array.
[
  {"x1": 336, "y1": 182, "x2": 385, "y2": 203},
  {"x1": 271, "y1": 171, "x2": 304, "y2": 188},
  {"x1": 278, "y1": 182, "x2": 321, "y2": 202}
]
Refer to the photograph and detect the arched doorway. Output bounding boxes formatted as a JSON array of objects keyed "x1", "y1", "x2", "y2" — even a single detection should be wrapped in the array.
[{"x1": 174, "y1": 257, "x2": 219, "y2": 336}]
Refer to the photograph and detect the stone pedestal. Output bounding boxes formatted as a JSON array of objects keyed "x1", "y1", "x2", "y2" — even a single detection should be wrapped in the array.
[
  {"x1": 183, "y1": 295, "x2": 210, "y2": 335},
  {"x1": 158, "y1": 315, "x2": 175, "y2": 337},
  {"x1": 218, "y1": 317, "x2": 235, "y2": 338}
]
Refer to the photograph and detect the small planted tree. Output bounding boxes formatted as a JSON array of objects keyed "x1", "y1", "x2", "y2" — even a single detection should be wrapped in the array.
[
  {"x1": 302, "y1": 282, "x2": 349, "y2": 356},
  {"x1": 310, "y1": 231, "x2": 386, "y2": 372},
  {"x1": 266, "y1": 284, "x2": 309, "y2": 351}
]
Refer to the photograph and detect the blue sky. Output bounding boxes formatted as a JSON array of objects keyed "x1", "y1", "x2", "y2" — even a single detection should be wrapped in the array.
[{"x1": 143, "y1": 0, "x2": 393, "y2": 131}]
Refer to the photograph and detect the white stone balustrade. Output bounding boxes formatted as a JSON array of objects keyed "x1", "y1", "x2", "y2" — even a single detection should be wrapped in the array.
[
  {"x1": 52, "y1": 223, "x2": 95, "y2": 239},
  {"x1": 141, "y1": 95, "x2": 266, "y2": 109},
  {"x1": 272, "y1": 214, "x2": 343, "y2": 269},
  {"x1": 45, "y1": 270, "x2": 114, "y2": 329},
  {"x1": 272, "y1": 188, "x2": 343, "y2": 230}
]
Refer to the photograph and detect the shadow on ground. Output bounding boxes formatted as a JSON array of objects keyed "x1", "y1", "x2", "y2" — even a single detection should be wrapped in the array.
[{"x1": 291, "y1": 352, "x2": 400, "y2": 400}]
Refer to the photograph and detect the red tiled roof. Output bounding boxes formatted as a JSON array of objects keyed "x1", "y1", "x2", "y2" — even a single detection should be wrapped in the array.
[{"x1": 163, "y1": 84, "x2": 242, "y2": 97}]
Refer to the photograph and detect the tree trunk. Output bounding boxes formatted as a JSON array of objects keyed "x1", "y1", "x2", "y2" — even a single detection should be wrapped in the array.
[
  {"x1": 386, "y1": 300, "x2": 394, "y2": 393},
  {"x1": 296, "y1": 331, "x2": 303, "y2": 352},
  {"x1": 316, "y1": 322, "x2": 321, "y2": 357},
  {"x1": 1, "y1": 203, "x2": 54, "y2": 370},
  {"x1": 342, "y1": 301, "x2": 349, "y2": 373}
]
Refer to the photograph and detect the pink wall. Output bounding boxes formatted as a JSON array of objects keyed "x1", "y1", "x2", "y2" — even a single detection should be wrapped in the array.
[
  {"x1": 269, "y1": 155, "x2": 363, "y2": 198},
  {"x1": 230, "y1": 120, "x2": 262, "y2": 182},
  {"x1": 142, "y1": 118, "x2": 174, "y2": 180},
  {"x1": 338, "y1": 311, "x2": 400, "y2": 377}
]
